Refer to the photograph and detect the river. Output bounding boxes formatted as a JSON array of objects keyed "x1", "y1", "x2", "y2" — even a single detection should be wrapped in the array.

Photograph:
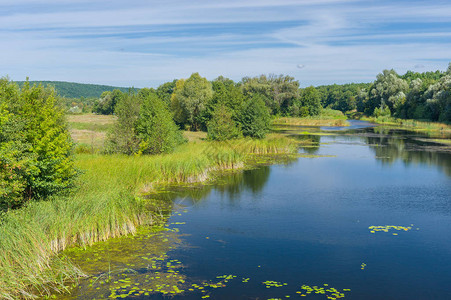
[{"x1": 63, "y1": 120, "x2": 451, "y2": 300}]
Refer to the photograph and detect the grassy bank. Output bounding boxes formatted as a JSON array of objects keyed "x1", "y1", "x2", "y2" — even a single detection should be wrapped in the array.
[
  {"x1": 360, "y1": 116, "x2": 451, "y2": 136},
  {"x1": 273, "y1": 108, "x2": 349, "y2": 127},
  {"x1": 0, "y1": 135, "x2": 298, "y2": 299}
]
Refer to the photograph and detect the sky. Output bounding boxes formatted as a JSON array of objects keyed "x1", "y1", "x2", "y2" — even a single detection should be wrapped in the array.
[{"x1": 1, "y1": 0, "x2": 450, "y2": 88}]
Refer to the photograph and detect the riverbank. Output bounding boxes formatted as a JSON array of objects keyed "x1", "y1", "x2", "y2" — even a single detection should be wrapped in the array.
[
  {"x1": 0, "y1": 135, "x2": 300, "y2": 299},
  {"x1": 358, "y1": 115, "x2": 451, "y2": 137}
]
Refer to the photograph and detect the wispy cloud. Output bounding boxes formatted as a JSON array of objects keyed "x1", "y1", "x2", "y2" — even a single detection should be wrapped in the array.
[{"x1": 0, "y1": 0, "x2": 450, "y2": 87}]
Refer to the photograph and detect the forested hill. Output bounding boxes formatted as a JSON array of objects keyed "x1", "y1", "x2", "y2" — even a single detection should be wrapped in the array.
[{"x1": 15, "y1": 81, "x2": 135, "y2": 98}]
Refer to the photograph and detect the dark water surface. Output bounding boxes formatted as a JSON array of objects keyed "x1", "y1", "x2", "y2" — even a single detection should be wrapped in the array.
[{"x1": 65, "y1": 121, "x2": 451, "y2": 300}]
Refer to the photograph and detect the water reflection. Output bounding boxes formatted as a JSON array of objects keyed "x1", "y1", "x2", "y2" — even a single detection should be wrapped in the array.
[
  {"x1": 361, "y1": 129, "x2": 451, "y2": 177},
  {"x1": 158, "y1": 166, "x2": 272, "y2": 207},
  {"x1": 286, "y1": 122, "x2": 451, "y2": 177}
]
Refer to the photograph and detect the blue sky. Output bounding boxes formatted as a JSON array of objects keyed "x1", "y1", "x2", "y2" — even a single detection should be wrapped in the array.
[{"x1": 1, "y1": 0, "x2": 450, "y2": 87}]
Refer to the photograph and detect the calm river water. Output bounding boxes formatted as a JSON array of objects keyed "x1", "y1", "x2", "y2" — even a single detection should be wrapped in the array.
[{"x1": 64, "y1": 121, "x2": 451, "y2": 300}]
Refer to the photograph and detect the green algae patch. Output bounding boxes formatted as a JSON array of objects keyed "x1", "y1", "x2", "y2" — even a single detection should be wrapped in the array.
[
  {"x1": 55, "y1": 225, "x2": 187, "y2": 299},
  {"x1": 368, "y1": 225, "x2": 415, "y2": 234},
  {"x1": 263, "y1": 280, "x2": 288, "y2": 288},
  {"x1": 296, "y1": 284, "x2": 351, "y2": 299}
]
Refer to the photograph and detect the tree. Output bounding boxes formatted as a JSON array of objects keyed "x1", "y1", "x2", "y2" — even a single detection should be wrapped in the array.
[
  {"x1": 156, "y1": 80, "x2": 177, "y2": 106},
  {"x1": 424, "y1": 75, "x2": 451, "y2": 122},
  {"x1": 105, "y1": 92, "x2": 142, "y2": 154},
  {"x1": 366, "y1": 69, "x2": 408, "y2": 116},
  {"x1": 106, "y1": 89, "x2": 185, "y2": 155},
  {"x1": 93, "y1": 89, "x2": 126, "y2": 115},
  {"x1": 300, "y1": 86, "x2": 321, "y2": 116},
  {"x1": 207, "y1": 105, "x2": 242, "y2": 141},
  {"x1": 241, "y1": 74, "x2": 300, "y2": 115},
  {"x1": 237, "y1": 95, "x2": 271, "y2": 139},
  {"x1": 171, "y1": 73, "x2": 213, "y2": 131},
  {"x1": 135, "y1": 93, "x2": 185, "y2": 154},
  {"x1": 200, "y1": 78, "x2": 245, "y2": 129},
  {"x1": 0, "y1": 79, "x2": 76, "y2": 209}
]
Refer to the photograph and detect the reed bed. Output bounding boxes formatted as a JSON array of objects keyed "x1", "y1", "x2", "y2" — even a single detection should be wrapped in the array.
[{"x1": 0, "y1": 136, "x2": 298, "y2": 299}]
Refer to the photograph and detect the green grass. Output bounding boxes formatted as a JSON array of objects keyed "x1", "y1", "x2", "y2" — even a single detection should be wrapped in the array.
[
  {"x1": 69, "y1": 122, "x2": 113, "y2": 132},
  {"x1": 273, "y1": 117, "x2": 349, "y2": 127},
  {"x1": 0, "y1": 135, "x2": 298, "y2": 299},
  {"x1": 273, "y1": 109, "x2": 349, "y2": 127},
  {"x1": 361, "y1": 116, "x2": 451, "y2": 134}
]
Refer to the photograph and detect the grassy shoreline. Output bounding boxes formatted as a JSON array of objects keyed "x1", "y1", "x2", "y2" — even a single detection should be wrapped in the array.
[
  {"x1": 359, "y1": 116, "x2": 451, "y2": 136},
  {"x1": 272, "y1": 109, "x2": 349, "y2": 127},
  {"x1": 0, "y1": 135, "x2": 299, "y2": 299}
]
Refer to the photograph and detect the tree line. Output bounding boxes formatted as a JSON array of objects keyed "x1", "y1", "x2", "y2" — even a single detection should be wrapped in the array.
[{"x1": 356, "y1": 65, "x2": 451, "y2": 122}]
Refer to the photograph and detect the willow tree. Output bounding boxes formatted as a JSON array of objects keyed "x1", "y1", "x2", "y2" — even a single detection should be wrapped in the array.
[{"x1": 366, "y1": 69, "x2": 408, "y2": 116}]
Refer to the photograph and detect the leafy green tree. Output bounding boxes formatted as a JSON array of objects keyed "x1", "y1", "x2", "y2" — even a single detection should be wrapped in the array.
[
  {"x1": 207, "y1": 105, "x2": 242, "y2": 141},
  {"x1": 0, "y1": 79, "x2": 76, "y2": 209},
  {"x1": 171, "y1": 73, "x2": 213, "y2": 131},
  {"x1": 200, "y1": 77, "x2": 245, "y2": 129},
  {"x1": 237, "y1": 95, "x2": 271, "y2": 139},
  {"x1": 424, "y1": 74, "x2": 451, "y2": 122},
  {"x1": 241, "y1": 74, "x2": 300, "y2": 115},
  {"x1": 93, "y1": 89, "x2": 126, "y2": 115},
  {"x1": 105, "y1": 93, "x2": 142, "y2": 154},
  {"x1": 156, "y1": 80, "x2": 177, "y2": 106},
  {"x1": 106, "y1": 89, "x2": 185, "y2": 155},
  {"x1": 136, "y1": 92, "x2": 185, "y2": 154},
  {"x1": 366, "y1": 70, "x2": 408, "y2": 116},
  {"x1": 300, "y1": 86, "x2": 321, "y2": 116}
]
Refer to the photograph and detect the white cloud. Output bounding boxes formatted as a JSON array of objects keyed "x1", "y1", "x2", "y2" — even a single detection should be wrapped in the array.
[{"x1": 0, "y1": 0, "x2": 450, "y2": 86}]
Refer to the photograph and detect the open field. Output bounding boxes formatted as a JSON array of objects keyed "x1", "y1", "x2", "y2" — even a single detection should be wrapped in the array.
[{"x1": 68, "y1": 114, "x2": 116, "y2": 151}]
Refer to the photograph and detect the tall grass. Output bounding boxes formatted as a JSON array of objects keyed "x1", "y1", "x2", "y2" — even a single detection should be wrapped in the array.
[{"x1": 0, "y1": 135, "x2": 298, "y2": 299}]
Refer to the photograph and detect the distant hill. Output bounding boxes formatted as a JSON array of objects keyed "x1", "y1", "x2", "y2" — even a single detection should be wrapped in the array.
[{"x1": 15, "y1": 81, "x2": 137, "y2": 99}]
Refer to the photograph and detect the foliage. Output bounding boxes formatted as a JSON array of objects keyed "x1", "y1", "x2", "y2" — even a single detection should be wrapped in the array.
[
  {"x1": 93, "y1": 89, "x2": 126, "y2": 115},
  {"x1": 366, "y1": 69, "x2": 408, "y2": 117},
  {"x1": 299, "y1": 86, "x2": 322, "y2": 116},
  {"x1": 136, "y1": 92, "x2": 185, "y2": 154},
  {"x1": 373, "y1": 104, "x2": 391, "y2": 118},
  {"x1": 241, "y1": 74, "x2": 300, "y2": 115},
  {"x1": 237, "y1": 95, "x2": 271, "y2": 139},
  {"x1": 0, "y1": 79, "x2": 77, "y2": 209},
  {"x1": 15, "y1": 80, "x2": 135, "y2": 99},
  {"x1": 356, "y1": 63, "x2": 451, "y2": 122},
  {"x1": 316, "y1": 83, "x2": 370, "y2": 112},
  {"x1": 105, "y1": 92, "x2": 142, "y2": 154},
  {"x1": 156, "y1": 80, "x2": 177, "y2": 106},
  {"x1": 171, "y1": 73, "x2": 213, "y2": 131},
  {"x1": 199, "y1": 77, "x2": 246, "y2": 129},
  {"x1": 106, "y1": 89, "x2": 184, "y2": 155},
  {"x1": 207, "y1": 105, "x2": 242, "y2": 141}
]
